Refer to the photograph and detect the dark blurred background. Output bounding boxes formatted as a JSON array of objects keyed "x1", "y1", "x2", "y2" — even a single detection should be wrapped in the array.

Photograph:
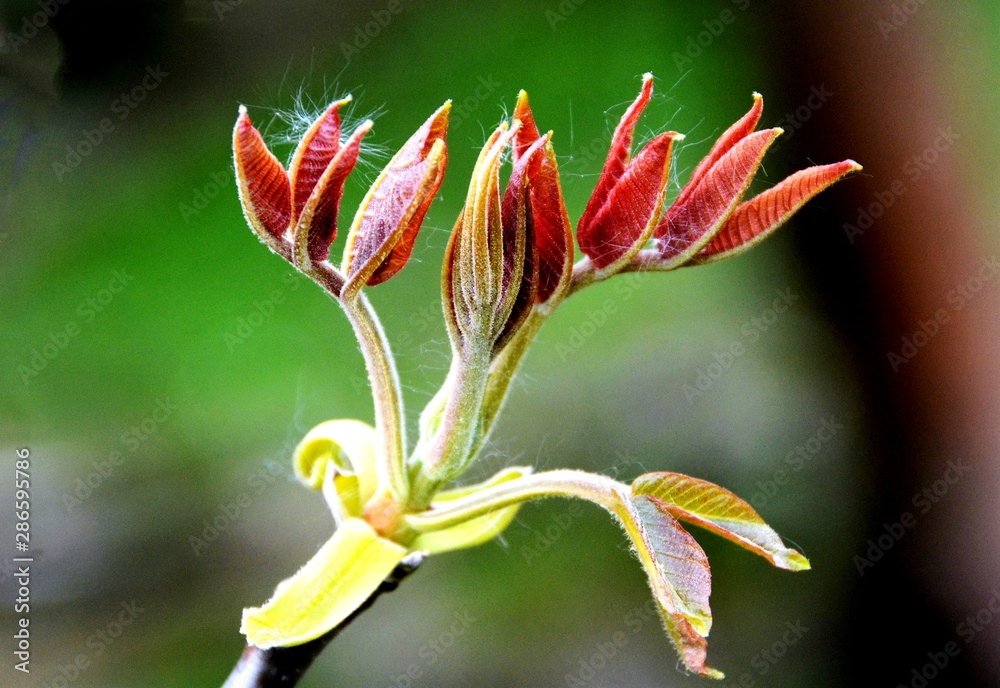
[{"x1": 1, "y1": 1, "x2": 998, "y2": 686}]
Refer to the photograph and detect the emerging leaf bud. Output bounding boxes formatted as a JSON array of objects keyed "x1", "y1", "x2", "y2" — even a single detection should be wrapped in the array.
[
  {"x1": 443, "y1": 122, "x2": 547, "y2": 357},
  {"x1": 341, "y1": 103, "x2": 451, "y2": 298}
]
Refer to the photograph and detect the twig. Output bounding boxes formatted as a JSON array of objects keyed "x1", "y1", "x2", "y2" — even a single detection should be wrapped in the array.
[{"x1": 221, "y1": 552, "x2": 426, "y2": 688}]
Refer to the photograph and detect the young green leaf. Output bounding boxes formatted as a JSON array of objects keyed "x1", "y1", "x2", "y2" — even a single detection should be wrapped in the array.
[
  {"x1": 409, "y1": 467, "x2": 532, "y2": 553},
  {"x1": 613, "y1": 491, "x2": 723, "y2": 679},
  {"x1": 241, "y1": 518, "x2": 408, "y2": 649},
  {"x1": 632, "y1": 472, "x2": 810, "y2": 571},
  {"x1": 293, "y1": 419, "x2": 379, "y2": 508}
]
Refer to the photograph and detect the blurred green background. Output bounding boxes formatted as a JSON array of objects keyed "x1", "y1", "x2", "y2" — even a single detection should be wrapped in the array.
[{"x1": 2, "y1": 1, "x2": 999, "y2": 686}]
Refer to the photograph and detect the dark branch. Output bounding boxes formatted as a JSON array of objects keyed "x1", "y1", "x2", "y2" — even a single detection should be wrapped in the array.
[{"x1": 221, "y1": 552, "x2": 425, "y2": 688}]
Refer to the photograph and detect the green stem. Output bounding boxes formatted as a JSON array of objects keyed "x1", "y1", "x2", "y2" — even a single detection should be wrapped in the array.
[
  {"x1": 406, "y1": 468, "x2": 626, "y2": 532},
  {"x1": 339, "y1": 293, "x2": 409, "y2": 501},
  {"x1": 306, "y1": 260, "x2": 408, "y2": 502},
  {"x1": 409, "y1": 348, "x2": 491, "y2": 506}
]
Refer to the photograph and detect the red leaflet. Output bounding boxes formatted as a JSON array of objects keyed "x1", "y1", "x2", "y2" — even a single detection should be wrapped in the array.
[
  {"x1": 348, "y1": 103, "x2": 451, "y2": 287},
  {"x1": 656, "y1": 128, "x2": 781, "y2": 265},
  {"x1": 295, "y1": 121, "x2": 371, "y2": 263},
  {"x1": 513, "y1": 91, "x2": 573, "y2": 303},
  {"x1": 495, "y1": 136, "x2": 547, "y2": 351},
  {"x1": 289, "y1": 97, "x2": 349, "y2": 224},
  {"x1": 696, "y1": 160, "x2": 863, "y2": 263},
  {"x1": 674, "y1": 93, "x2": 762, "y2": 210},
  {"x1": 578, "y1": 132, "x2": 677, "y2": 268},
  {"x1": 233, "y1": 106, "x2": 291, "y2": 241},
  {"x1": 577, "y1": 73, "x2": 654, "y2": 239}
]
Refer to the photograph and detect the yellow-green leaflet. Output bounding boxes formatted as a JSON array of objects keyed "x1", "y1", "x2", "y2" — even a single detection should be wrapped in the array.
[
  {"x1": 631, "y1": 472, "x2": 810, "y2": 571},
  {"x1": 611, "y1": 490, "x2": 723, "y2": 679},
  {"x1": 410, "y1": 467, "x2": 530, "y2": 554},
  {"x1": 241, "y1": 518, "x2": 407, "y2": 649},
  {"x1": 293, "y1": 419, "x2": 379, "y2": 507}
]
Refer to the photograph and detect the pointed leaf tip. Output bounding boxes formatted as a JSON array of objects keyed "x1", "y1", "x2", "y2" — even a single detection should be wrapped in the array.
[
  {"x1": 233, "y1": 107, "x2": 292, "y2": 242},
  {"x1": 631, "y1": 472, "x2": 810, "y2": 572},
  {"x1": 293, "y1": 119, "x2": 371, "y2": 264},
  {"x1": 656, "y1": 127, "x2": 781, "y2": 267},
  {"x1": 695, "y1": 158, "x2": 862, "y2": 264},
  {"x1": 241, "y1": 519, "x2": 407, "y2": 649},
  {"x1": 577, "y1": 74, "x2": 656, "y2": 241},
  {"x1": 289, "y1": 96, "x2": 353, "y2": 225},
  {"x1": 578, "y1": 130, "x2": 680, "y2": 270},
  {"x1": 509, "y1": 94, "x2": 573, "y2": 304},
  {"x1": 674, "y1": 92, "x2": 764, "y2": 210},
  {"x1": 341, "y1": 106, "x2": 449, "y2": 292}
]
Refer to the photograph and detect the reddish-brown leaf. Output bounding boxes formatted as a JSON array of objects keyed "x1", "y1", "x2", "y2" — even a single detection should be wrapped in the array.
[
  {"x1": 696, "y1": 160, "x2": 863, "y2": 263},
  {"x1": 514, "y1": 91, "x2": 573, "y2": 303},
  {"x1": 655, "y1": 128, "x2": 781, "y2": 266},
  {"x1": 578, "y1": 132, "x2": 677, "y2": 269},
  {"x1": 577, "y1": 73, "x2": 654, "y2": 240},
  {"x1": 294, "y1": 121, "x2": 371, "y2": 263},
  {"x1": 343, "y1": 104, "x2": 450, "y2": 289},
  {"x1": 674, "y1": 93, "x2": 763, "y2": 210},
  {"x1": 233, "y1": 106, "x2": 291, "y2": 241},
  {"x1": 495, "y1": 136, "x2": 546, "y2": 352},
  {"x1": 288, "y1": 97, "x2": 350, "y2": 224}
]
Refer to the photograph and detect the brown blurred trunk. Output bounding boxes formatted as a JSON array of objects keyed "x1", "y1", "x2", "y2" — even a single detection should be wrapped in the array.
[{"x1": 768, "y1": 2, "x2": 1000, "y2": 685}]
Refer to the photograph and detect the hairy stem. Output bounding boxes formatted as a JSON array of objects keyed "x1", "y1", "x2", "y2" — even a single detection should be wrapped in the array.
[
  {"x1": 406, "y1": 469, "x2": 626, "y2": 532},
  {"x1": 409, "y1": 349, "x2": 491, "y2": 506},
  {"x1": 220, "y1": 553, "x2": 424, "y2": 688},
  {"x1": 338, "y1": 293, "x2": 409, "y2": 500}
]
